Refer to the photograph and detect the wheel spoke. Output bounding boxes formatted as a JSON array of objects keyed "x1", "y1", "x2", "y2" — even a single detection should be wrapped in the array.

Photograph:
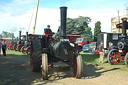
[{"x1": 108, "y1": 49, "x2": 120, "y2": 65}]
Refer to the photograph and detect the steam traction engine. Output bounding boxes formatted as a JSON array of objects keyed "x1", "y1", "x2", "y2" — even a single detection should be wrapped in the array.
[
  {"x1": 21, "y1": 32, "x2": 31, "y2": 55},
  {"x1": 30, "y1": 6, "x2": 83, "y2": 80},
  {"x1": 7, "y1": 35, "x2": 15, "y2": 50},
  {"x1": 107, "y1": 17, "x2": 128, "y2": 65},
  {"x1": 13, "y1": 31, "x2": 24, "y2": 52}
]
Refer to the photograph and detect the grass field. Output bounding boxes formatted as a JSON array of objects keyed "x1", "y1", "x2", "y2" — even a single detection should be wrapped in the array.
[
  {"x1": 6, "y1": 49, "x2": 29, "y2": 59},
  {"x1": 5, "y1": 50, "x2": 128, "y2": 72},
  {"x1": 81, "y1": 52, "x2": 128, "y2": 71}
]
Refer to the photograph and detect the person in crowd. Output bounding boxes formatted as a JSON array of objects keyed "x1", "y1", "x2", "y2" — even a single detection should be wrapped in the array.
[
  {"x1": 108, "y1": 42, "x2": 116, "y2": 51},
  {"x1": 99, "y1": 41, "x2": 104, "y2": 63},
  {"x1": 2, "y1": 41, "x2": 7, "y2": 56},
  {"x1": 0, "y1": 41, "x2": 2, "y2": 56}
]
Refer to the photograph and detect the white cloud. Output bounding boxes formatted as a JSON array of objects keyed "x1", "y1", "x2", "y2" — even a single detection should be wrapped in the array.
[{"x1": 0, "y1": 0, "x2": 126, "y2": 37}]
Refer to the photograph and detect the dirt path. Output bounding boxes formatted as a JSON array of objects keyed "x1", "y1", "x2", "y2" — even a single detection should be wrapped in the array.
[{"x1": 0, "y1": 53, "x2": 128, "y2": 85}]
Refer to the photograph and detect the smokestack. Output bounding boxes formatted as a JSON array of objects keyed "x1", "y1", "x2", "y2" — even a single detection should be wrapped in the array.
[
  {"x1": 19, "y1": 31, "x2": 21, "y2": 41},
  {"x1": 60, "y1": 6, "x2": 67, "y2": 39},
  {"x1": 17, "y1": 37, "x2": 18, "y2": 41},
  {"x1": 26, "y1": 31, "x2": 28, "y2": 42},
  {"x1": 126, "y1": 7, "x2": 128, "y2": 17},
  {"x1": 12, "y1": 33, "x2": 14, "y2": 40},
  {"x1": 122, "y1": 17, "x2": 127, "y2": 35}
]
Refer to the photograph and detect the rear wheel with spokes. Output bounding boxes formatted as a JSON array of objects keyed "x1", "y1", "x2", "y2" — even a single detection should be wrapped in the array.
[{"x1": 107, "y1": 49, "x2": 120, "y2": 65}]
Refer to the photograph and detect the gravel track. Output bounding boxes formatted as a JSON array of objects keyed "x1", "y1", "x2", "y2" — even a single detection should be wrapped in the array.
[{"x1": 0, "y1": 52, "x2": 128, "y2": 85}]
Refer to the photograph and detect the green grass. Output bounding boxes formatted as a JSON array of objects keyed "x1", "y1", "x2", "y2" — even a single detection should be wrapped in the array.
[
  {"x1": 5, "y1": 50, "x2": 128, "y2": 71},
  {"x1": 6, "y1": 49, "x2": 29, "y2": 59},
  {"x1": 80, "y1": 52, "x2": 128, "y2": 71}
]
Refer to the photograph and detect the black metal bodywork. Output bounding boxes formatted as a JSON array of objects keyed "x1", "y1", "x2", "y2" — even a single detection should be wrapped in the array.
[
  {"x1": 41, "y1": 6, "x2": 74, "y2": 62},
  {"x1": 97, "y1": 32, "x2": 122, "y2": 50},
  {"x1": 30, "y1": 6, "x2": 83, "y2": 79},
  {"x1": 117, "y1": 18, "x2": 128, "y2": 51}
]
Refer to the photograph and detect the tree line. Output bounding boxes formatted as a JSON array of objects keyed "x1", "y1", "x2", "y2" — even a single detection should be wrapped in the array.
[
  {"x1": 0, "y1": 16, "x2": 101, "y2": 42},
  {"x1": 0, "y1": 31, "x2": 14, "y2": 38},
  {"x1": 66, "y1": 16, "x2": 101, "y2": 41}
]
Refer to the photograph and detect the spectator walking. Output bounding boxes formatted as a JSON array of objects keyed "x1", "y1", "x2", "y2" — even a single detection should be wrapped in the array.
[
  {"x1": 2, "y1": 41, "x2": 6, "y2": 56},
  {"x1": 99, "y1": 41, "x2": 104, "y2": 63}
]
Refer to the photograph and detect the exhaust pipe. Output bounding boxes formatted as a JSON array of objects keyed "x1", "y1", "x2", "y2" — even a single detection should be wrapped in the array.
[
  {"x1": 19, "y1": 31, "x2": 21, "y2": 41},
  {"x1": 122, "y1": 17, "x2": 127, "y2": 36},
  {"x1": 60, "y1": 6, "x2": 67, "y2": 39},
  {"x1": 26, "y1": 31, "x2": 28, "y2": 42},
  {"x1": 12, "y1": 33, "x2": 14, "y2": 40}
]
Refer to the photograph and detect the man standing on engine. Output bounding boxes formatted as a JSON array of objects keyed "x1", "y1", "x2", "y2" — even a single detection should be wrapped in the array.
[{"x1": 44, "y1": 25, "x2": 52, "y2": 35}]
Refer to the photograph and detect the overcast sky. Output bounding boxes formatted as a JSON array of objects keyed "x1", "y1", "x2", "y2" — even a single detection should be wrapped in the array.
[{"x1": 0, "y1": 0, "x2": 128, "y2": 37}]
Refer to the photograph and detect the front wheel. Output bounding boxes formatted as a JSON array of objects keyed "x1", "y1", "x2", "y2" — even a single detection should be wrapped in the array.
[
  {"x1": 13, "y1": 44, "x2": 17, "y2": 51},
  {"x1": 42, "y1": 53, "x2": 48, "y2": 80},
  {"x1": 73, "y1": 55, "x2": 83, "y2": 79},
  {"x1": 125, "y1": 53, "x2": 128, "y2": 67},
  {"x1": 26, "y1": 46, "x2": 30, "y2": 55},
  {"x1": 18, "y1": 45, "x2": 22, "y2": 52},
  {"x1": 30, "y1": 40, "x2": 42, "y2": 72},
  {"x1": 107, "y1": 49, "x2": 120, "y2": 65},
  {"x1": 21, "y1": 46, "x2": 26, "y2": 54}
]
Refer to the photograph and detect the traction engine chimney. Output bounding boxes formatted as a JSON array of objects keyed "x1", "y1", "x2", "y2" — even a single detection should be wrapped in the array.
[
  {"x1": 26, "y1": 31, "x2": 28, "y2": 42},
  {"x1": 122, "y1": 18, "x2": 127, "y2": 36},
  {"x1": 60, "y1": 6, "x2": 67, "y2": 39},
  {"x1": 19, "y1": 31, "x2": 21, "y2": 41}
]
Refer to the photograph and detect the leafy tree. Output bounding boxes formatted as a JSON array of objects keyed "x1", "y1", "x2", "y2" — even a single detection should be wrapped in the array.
[
  {"x1": 1, "y1": 31, "x2": 14, "y2": 38},
  {"x1": 94, "y1": 21, "x2": 101, "y2": 41},
  {"x1": 66, "y1": 16, "x2": 93, "y2": 40},
  {"x1": 83, "y1": 27, "x2": 93, "y2": 41}
]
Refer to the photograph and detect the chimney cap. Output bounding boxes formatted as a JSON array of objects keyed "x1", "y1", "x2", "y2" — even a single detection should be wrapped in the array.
[
  {"x1": 121, "y1": 17, "x2": 127, "y2": 21},
  {"x1": 60, "y1": 6, "x2": 67, "y2": 9}
]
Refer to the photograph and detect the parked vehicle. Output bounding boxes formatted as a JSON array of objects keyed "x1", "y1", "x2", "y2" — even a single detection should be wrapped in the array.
[
  {"x1": 67, "y1": 34, "x2": 81, "y2": 43},
  {"x1": 76, "y1": 38, "x2": 91, "y2": 50},
  {"x1": 89, "y1": 42, "x2": 97, "y2": 53},
  {"x1": 82, "y1": 44, "x2": 90, "y2": 52}
]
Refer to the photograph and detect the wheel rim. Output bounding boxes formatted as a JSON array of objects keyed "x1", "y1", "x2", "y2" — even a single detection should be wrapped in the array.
[
  {"x1": 26, "y1": 47, "x2": 30, "y2": 55},
  {"x1": 73, "y1": 56, "x2": 77, "y2": 76},
  {"x1": 42, "y1": 53, "x2": 48, "y2": 80},
  {"x1": 30, "y1": 42, "x2": 33, "y2": 70},
  {"x1": 30, "y1": 56, "x2": 33, "y2": 70},
  {"x1": 73, "y1": 55, "x2": 83, "y2": 79},
  {"x1": 18, "y1": 45, "x2": 22, "y2": 52},
  {"x1": 14, "y1": 45, "x2": 17, "y2": 51},
  {"x1": 126, "y1": 57, "x2": 128, "y2": 65},
  {"x1": 125, "y1": 53, "x2": 128, "y2": 66},
  {"x1": 108, "y1": 50, "x2": 120, "y2": 65},
  {"x1": 21, "y1": 46, "x2": 25, "y2": 54}
]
